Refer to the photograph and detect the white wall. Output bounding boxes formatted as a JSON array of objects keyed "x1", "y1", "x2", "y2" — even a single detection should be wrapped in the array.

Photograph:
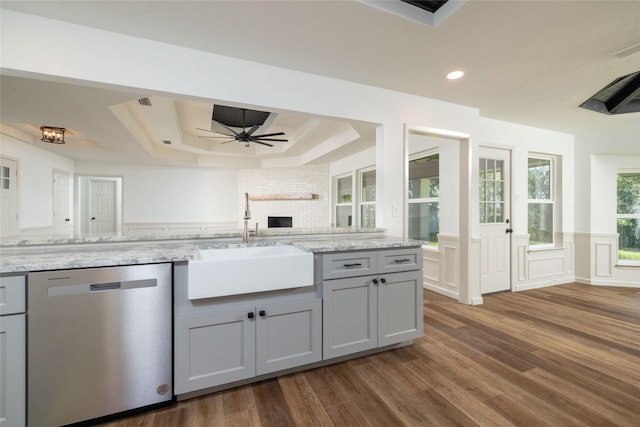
[
  {"x1": 75, "y1": 162, "x2": 238, "y2": 225},
  {"x1": 0, "y1": 9, "x2": 481, "y2": 238},
  {"x1": 0, "y1": 129, "x2": 75, "y2": 232}
]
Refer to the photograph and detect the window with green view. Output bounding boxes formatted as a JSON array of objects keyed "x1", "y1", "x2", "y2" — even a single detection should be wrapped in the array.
[
  {"x1": 617, "y1": 173, "x2": 640, "y2": 262},
  {"x1": 408, "y1": 153, "x2": 439, "y2": 245},
  {"x1": 360, "y1": 168, "x2": 376, "y2": 228},
  {"x1": 528, "y1": 157, "x2": 554, "y2": 245}
]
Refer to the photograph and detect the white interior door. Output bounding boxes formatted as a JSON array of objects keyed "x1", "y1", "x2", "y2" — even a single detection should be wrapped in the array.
[
  {"x1": 88, "y1": 178, "x2": 116, "y2": 234},
  {"x1": 0, "y1": 157, "x2": 19, "y2": 237},
  {"x1": 479, "y1": 147, "x2": 512, "y2": 294},
  {"x1": 53, "y1": 170, "x2": 70, "y2": 233}
]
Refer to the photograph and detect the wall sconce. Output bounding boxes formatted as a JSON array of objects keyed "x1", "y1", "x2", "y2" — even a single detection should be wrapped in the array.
[{"x1": 40, "y1": 126, "x2": 66, "y2": 144}]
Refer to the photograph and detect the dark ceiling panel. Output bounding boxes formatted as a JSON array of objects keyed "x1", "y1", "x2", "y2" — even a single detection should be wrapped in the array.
[
  {"x1": 580, "y1": 71, "x2": 640, "y2": 115},
  {"x1": 212, "y1": 104, "x2": 271, "y2": 128},
  {"x1": 401, "y1": 0, "x2": 449, "y2": 14}
]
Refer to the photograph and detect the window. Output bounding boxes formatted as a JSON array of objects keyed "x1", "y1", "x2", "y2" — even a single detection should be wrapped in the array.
[
  {"x1": 479, "y1": 157, "x2": 505, "y2": 223},
  {"x1": 408, "y1": 153, "x2": 439, "y2": 245},
  {"x1": 528, "y1": 157, "x2": 554, "y2": 245},
  {"x1": 617, "y1": 172, "x2": 640, "y2": 262},
  {"x1": 359, "y1": 168, "x2": 376, "y2": 228},
  {"x1": 334, "y1": 174, "x2": 353, "y2": 227}
]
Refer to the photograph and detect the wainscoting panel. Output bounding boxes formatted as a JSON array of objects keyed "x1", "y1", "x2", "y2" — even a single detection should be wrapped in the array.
[
  {"x1": 422, "y1": 235, "x2": 460, "y2": 301},
  {"x1": 512, "y1": 233, "x2": 575, "y2": 292},
  {"x1": 595, "y1": 241, "x2": 614, "y2": 277}
]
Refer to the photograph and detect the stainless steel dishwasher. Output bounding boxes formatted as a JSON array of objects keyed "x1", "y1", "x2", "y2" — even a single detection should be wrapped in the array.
[{"x1": 28, "y1": 263, "x2": 173, "y2": 427}]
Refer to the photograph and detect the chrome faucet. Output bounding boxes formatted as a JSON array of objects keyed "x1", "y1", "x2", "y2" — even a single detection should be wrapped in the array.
[{"x1": 243, "y1": 192, "x2": 251, "y2": 243}]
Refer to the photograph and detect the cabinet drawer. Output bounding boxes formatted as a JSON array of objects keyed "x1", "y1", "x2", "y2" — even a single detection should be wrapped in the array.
[
  {"x1": 378, "y1": 248, "x2": 422, "y2": 274},
  {"x1": 322, "y1": 251, "x2": 377, "y2": 280},
  {"x1": 0, "y1": 275, "x2": 26, "y2": 316}
]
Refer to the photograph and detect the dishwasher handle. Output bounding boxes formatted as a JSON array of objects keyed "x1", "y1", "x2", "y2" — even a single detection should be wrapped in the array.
[
  {"x1": 90, "y1": 282, "x2": 121, "y2": 292},
  {"x1": 48, "y1": 278, "x2": 157, "y2": 297}
]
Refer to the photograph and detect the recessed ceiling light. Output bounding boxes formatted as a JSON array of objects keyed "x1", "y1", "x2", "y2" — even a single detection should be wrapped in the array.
[{"x1": 447, "y1": 70, "x2": 464, "y2": 80}]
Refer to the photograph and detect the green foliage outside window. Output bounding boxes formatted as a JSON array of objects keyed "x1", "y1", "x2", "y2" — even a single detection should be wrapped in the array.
[
  {"x1": 528, "y1": 158, "x2": 553, "y2": 245},
  {"x1": 408, "y1": 154, "x2": 439, "y2": 245},
  {"x1": 617, "y1": 174, "x2": 640, "y2": 260}
]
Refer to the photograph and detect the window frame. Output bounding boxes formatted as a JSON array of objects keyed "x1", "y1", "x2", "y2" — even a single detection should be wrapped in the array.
[
  {"x1": 527, "y1": 154, "x2": 556, "y2": 248},
  {"x1": 616, "y1": 170, "x2": 640, "y2": 265},
  {"x1": 357, "y1": 166, "x2": 376, "y2": 229},
  {"x1": 407, "y1": 150, "x2": 440, "y2": 247},
  {"x1": 333, "y1": 172, "x2": 354, "y2": 228}
]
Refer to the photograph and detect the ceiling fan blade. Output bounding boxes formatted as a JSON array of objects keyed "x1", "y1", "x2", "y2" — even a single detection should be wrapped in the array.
[
  {"x1": 246, "y1": 124, "x2": 261, "y2": 136},
  {"x1": 253, "y1": 140, "x2": 274, "y2": 147},
  {"x1": 220, "y1": 139, "x2": 236, "y2": 144},
  {"x1": 252, "y1": 132, "x2": 285, "y2": 138},
  {"x1": 196, "y1": 127, "x2": 235, "y2": 137},
  {"x1": 213, "y1": 122, "x2": 241, "y2": 136},
  {"x1": 198, "y1": 135, "x2": 237, "y2": 138},
  {"x1": 254, "y1": 138, "x2": 288, "y2": 142}
]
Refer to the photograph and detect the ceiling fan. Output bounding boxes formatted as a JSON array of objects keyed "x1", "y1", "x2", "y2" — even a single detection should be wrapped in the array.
[{"x1": 197, "y1": 105, "x2": 287, "y2": 147}]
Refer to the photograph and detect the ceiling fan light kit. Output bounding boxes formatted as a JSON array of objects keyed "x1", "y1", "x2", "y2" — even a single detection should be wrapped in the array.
[{"x1": 197, "y1": 104, "x2": 288, "y2": 148}]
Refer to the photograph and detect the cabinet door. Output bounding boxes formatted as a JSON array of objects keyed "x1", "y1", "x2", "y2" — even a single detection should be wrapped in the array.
[
  {"x1": 174, "y1": 307, "x2": 255, "y2": 394},
  {"x1": 256, "y1": 298, "x2": 322, "y2": 375},
  {"x1": 378, "y1": 270, "x2": 424, "y2": 347},
  {"x1": 322, "y1": 276, "x2": 377, "y2": 359},
  {"x1": 0, "y1": 315, "x2": 26, "y2": 427}
]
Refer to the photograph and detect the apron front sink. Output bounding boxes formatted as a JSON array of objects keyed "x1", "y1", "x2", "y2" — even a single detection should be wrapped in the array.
[{"x1": 188, "y1": 245, "x2": 313, "y2": 299}]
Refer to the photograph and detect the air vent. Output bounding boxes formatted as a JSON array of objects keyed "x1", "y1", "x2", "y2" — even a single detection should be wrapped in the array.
[
  {"x1": 162, "y1": 140, "x2": 172, "y2": 145},
  {"x1": 138, "y1": 97, "x2": 152, "y2": 107}
]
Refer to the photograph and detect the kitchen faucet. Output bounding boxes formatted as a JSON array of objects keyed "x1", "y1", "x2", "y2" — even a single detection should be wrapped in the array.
[{"x1": 243, "y1": 192, "x2": 251, "y2": 243}]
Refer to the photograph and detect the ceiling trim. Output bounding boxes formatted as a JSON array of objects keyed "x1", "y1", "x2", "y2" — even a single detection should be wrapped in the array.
[{"x1": 358, "y1": 0, "x2": 467, "y2": 27}]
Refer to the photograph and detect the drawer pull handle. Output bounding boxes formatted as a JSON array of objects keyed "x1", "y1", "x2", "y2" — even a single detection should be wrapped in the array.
[
  {"x1": 380, "y1": 278, "x2": 387, "y2": 284},
  {"x1": 248, "y1": 312, "x2": 254, "y2": 319},
  {"x1": 372, "y1": 279, "x2": 379, "y2": 285},
  {"x1": 394, "y1": 259, "x2": 411, "y2": 263},
  {"x1": 344, "y1": 263, "x2": 362, "y2": 268},
  {"x1": 259, "y1": 310, "x2": 266, "y2": 317}
]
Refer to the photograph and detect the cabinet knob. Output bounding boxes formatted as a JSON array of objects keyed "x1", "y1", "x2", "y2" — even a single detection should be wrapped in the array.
[
  {"x1": 259, "y1": 310, "x2": 266, "y2": 317},
  {"x1": 380, "y1": 278, "x2": 387, "y2": 284},
  {"x1": 372, "y1": 279, "x2": 378, "y2": 285},
  {"x1": 248, "y1": 312, "x2": 254, "y2": 319}
]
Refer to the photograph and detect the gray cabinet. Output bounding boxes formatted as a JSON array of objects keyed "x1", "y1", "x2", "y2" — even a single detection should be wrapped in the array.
[
  {"x1": 0, "y1": 274, "x2": 26, "y2": 427},
  {"x1": 322, "y1": 248, "x2": 423, "y2": 360},
  {"x1": 175, "y1": 306, "x2": 255, "y2": 394},
  {"x1": 256, "y1": 298, "x2": 322, "y2": 375},
  {"x1": 175, "y1": 297, "x2": 321, "y2": 394}
]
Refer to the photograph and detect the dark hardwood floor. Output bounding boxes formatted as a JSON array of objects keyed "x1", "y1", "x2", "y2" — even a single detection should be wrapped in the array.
[{"x1": 100, "y1": 283, "x2": 640, "y2": 426}]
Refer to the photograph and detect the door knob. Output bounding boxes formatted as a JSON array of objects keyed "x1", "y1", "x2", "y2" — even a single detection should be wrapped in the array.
[{"x1": 506, "y1": 228, "x2": 514, "y2": 234}]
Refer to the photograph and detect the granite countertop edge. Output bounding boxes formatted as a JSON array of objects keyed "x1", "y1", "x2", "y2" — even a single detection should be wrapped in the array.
[{"x1": 0, "y1": 236, "x2": 423, "y2": 274}]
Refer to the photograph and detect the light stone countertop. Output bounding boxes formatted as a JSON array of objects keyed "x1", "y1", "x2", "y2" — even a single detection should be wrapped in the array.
[
  {"x1": 0, "y1": 235, "x2": 422, "y2": 274},
  {"x1": 0, "y1": 227, "x2": 384, "y2": 247}
]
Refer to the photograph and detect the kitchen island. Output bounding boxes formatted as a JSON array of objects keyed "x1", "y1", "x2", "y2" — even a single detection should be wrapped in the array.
[{"x1": 1, "y1": 229, "x2": 424, "y2": 426}]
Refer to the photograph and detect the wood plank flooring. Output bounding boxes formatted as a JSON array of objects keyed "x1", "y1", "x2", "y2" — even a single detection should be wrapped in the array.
[{"x1": 100, "y1": 283, "x2": 640, "y2": 427}]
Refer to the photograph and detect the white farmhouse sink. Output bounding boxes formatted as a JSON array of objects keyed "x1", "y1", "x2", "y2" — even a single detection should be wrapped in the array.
[{"x1": 188, "y1": 245, "x2": 314, "y2": 299}]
